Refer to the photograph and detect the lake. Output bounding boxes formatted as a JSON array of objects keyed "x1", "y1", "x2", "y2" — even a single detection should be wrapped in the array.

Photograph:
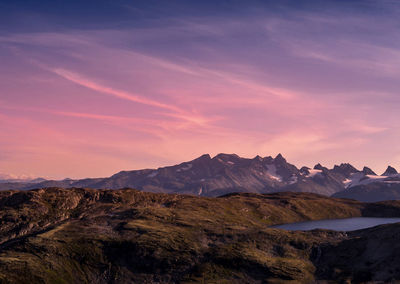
[{"x1": 271, "y1": 217, "x2": 400, "y2": 231}]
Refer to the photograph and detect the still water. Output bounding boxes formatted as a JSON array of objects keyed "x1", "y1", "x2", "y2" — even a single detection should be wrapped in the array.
[{"x1": 272, "y1": 217, "x2": 400, "y2": 231}]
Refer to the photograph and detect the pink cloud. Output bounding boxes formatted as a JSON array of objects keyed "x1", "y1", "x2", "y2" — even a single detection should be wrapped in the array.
[
  {"x1": 52, "y1": 68, "x2": 180, "y2": 112},
  {"x1": 50, "y1": 68, "x2": 218, "y2": 127},
  {"x1": 1, "y1": 28, "x2": 399, "y2": 178}
]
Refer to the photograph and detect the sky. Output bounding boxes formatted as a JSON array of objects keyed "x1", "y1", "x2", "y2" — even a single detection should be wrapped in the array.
[{"x1": 1, "y1": 0, "x2": 400, "y2": 179}]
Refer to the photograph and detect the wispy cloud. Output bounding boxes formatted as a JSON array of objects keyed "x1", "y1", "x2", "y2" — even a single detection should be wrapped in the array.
[
  {"x1": 0, "y1": 103, "x2": 196, "y2": 136},
  {"x1": 2, "y1": 2, "x2": 400, "y2": 177},
  {"x1": 52, "y1": 68, "x2": 180, "y2": 112},
  {"x1": 51, "y1": 68, "x2": 218, "y2": 126}
]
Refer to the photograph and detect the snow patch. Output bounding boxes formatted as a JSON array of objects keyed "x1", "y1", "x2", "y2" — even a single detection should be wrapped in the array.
[
  {"x1": 344, "y1": 173, "x2": 390, "y2": 188},
  {"x1": 147, "y1": 171, "x2": 158, "y2": 178},
  {"x1": 307, "y1": 169, "x2": 322, "y2": 178},
  {"x1": 367, "y1": 175, "x2": 388, "y2": 180},
  {"x1": 289, "y1": 175, "x2": 298, "y2": 184},
  {"x1": 265, "y1": 164, "x2": 282, "y2": 182},
  {"x1": 176, "y1": 163, "x2": 192, "y2": 172},
  {"x1": 217, "y1": 158, "x2": 235, "y2": 165},
  {"x1": 198, "y1": 187, "x2": 203, "y2": 195},
  {"x1": 343, "y1": 178, "x2": 352, "y2": 187}
]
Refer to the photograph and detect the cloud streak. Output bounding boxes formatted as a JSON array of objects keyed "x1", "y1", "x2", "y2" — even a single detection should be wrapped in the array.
[
  {"x1": 1, "y1": 1, "x2": 400, "y2": 178},
  {"x1": 52, "y1": 68, "x2": 180, "y2": 112},
  {"x1": 51, "y1": 68, "x2": 217, "y2": 126}
]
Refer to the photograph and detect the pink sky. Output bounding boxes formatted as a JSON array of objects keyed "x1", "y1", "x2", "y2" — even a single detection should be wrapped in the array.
[{"x1": 1, "y1": 2, "x2": 400, "y2": 179}]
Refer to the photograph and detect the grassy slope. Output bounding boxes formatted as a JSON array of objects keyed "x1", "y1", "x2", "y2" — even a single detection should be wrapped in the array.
[{"x1": 0, "y1": 188, "x2": 399, "y2": 283}]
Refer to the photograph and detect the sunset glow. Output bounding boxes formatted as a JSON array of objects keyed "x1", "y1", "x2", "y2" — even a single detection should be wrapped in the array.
[{"x1": 1, "y1": 1, "x2": 400, "y2": 179}]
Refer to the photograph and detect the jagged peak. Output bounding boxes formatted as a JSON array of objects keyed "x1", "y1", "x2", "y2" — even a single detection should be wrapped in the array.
[
  {"x1": 333, "y1": 163, "x2": 358, "y2": 172},
  {"x1": 382, "y1": 166, "x2": 398, "y2": 176},
  {"x1": 253, "y1": 155, "x2": 263, "y2": 161},
  {"x1": 300, "y1": 166, "x2": 310, "y2": 174},
  {"x1": 274, "y1": 153, "x2": 286, "y2": 163},
  {"x1": 213, "y1": 153, "x2": 240, "y2": 161},
  {"x1": 313, "y1": 163, "x2": 325, "y2": 170},
  {"x1": 262, "y1": 156, "x2": 274, "y2": 163},
  {"x1": 193, "y1": 154, "x2": 212, "y2": 162},
  {"x1": 362, "y1": 166, "x2": 376, "y2": 176}
]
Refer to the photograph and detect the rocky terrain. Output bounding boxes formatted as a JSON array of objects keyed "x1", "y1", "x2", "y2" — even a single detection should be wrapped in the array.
[
  {"x1": 333, "y1": 182, "x2": 400, "y2": 202},
  {"x1": 1, "y1": 188, "x2": 400, "y2": 283},
  {"x1": 2, "y1": 153, "x2": 400, "y2": 201}
]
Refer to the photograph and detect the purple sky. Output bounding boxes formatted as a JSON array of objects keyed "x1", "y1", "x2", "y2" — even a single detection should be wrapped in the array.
[{"x1": 1, "y1": 1, "x2": 400, "y2": 179}]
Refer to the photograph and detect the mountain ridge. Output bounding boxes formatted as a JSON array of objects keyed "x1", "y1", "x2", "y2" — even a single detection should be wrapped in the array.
[{"x1": 1, "y1": 153, "x2": 399, "y2": 200}]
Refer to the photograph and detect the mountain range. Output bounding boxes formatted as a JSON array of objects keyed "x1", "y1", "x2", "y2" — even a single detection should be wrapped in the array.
[
  {"x1": 2, "y1": 153, "x2": 400, "y2": 201},
  {"x1": 0, "y1": 176, "x2": 46, "y2": 184}
]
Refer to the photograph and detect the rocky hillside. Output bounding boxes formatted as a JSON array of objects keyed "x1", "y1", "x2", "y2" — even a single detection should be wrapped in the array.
[
  {"x1": 3, "y1": 153, "x2": 398, "y2": 198},
  {"x1": 332, "y1": 165, "x2": 400, "y2": 202},
  {"x1": 333, "y1": 182, "x2": 400, "y2": 202},
  {"x1": 1, "y1": 188, "x2": 400, "y2": 283}
]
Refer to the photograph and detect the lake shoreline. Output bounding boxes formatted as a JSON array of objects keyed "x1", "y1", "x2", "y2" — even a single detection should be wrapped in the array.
[{"x1": 272, "y1": 216, "x2": 400, "y2": 231}]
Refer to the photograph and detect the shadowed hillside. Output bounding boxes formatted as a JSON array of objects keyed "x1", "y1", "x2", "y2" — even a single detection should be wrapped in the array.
[
  {"x1": 1, "y1": 188, "x2": 400, "y2": 283},
  {"x1": 333, "y1": 183, "x2": 400, "y2": 202}
]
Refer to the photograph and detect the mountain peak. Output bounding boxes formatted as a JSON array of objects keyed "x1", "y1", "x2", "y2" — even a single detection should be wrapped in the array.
[
  {"x1": 382, "y1": 166, "x2": 398, "y2": 176},
  {"x1": 300, "y1": 166, "x2": 311, "y2": 174},
  {"x1": 332, "y1": 163, "x2": 358, "y2": 176},
  {"x1": 274, "y1": 153, "x2": 286, "y2": 163},
  {"x1": 314, "y1": 163, "x2": 326, "y2": 171},
  {"x1": 362, "y1": 166, "x2": 376, "y2": 176},
  {"x1": 192, "y1": 154, "x2": 211, "y2": 163},
  {"x1": 333, "y1": 163, "x2": 357, "y2": 171},
  {"x1": 213, "y1": 153, "x2": 240, "y2": 164},
  {"x1": 262, "y1": 156, "x2": 274, "y2": 163},
  {"x1": 254, "y1": 155, "x2": 263, "y2": 162},
  {"x1": 214, "y1": 153, "x2": 239, "y2": 159}
]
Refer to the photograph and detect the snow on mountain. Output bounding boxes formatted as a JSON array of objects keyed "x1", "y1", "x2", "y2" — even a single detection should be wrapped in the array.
[
  {"x1": 176, "y1": 164, "x2": 193, "y2": 172},
  {"x1": 334, "y1": 165, "x2": 400, "y2": 202},
  {"x1": 1, "y1": 153, "x2": 399, "y2": 201},
  {"x1": 382, "y1": 166, "x2": 398, "y2": 176},
  {"x1": 306, "y1": 169, "x2": 323, "y2": 178},
  {"x1": 147, "y1": 170, "x2": 158, "y2": 178},
  {"x1": 0, "y1": 173, "x2": 46, "y2": 184},
  {"x1": 343, "y1": 173, "x2": 389, "y2": 188},
  {"x1": 265, "y1": 164, "x2": 282, "y2": 182}
]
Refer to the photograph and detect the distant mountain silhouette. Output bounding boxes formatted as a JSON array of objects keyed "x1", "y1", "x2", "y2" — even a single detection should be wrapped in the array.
[{"x1": 2, "y1": 153, "x2": 399, "y2": 200}]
